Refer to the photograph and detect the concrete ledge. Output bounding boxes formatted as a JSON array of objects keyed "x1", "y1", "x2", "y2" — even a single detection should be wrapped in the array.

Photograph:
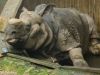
[{"x1": 0, "y1": 0, "x2": 23, "y2": 19}]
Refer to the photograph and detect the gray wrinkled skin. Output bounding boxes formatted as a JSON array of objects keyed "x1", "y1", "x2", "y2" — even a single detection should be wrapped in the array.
[
  {"x1": 36, "y1": 6, "x2": 89, "y2": 52},
  {"x1": 4, "y1": 4, "x2": 100, "y2": 67},
  {"x1": 35, "y1": 4, "x2": 99, "y2": 53}
]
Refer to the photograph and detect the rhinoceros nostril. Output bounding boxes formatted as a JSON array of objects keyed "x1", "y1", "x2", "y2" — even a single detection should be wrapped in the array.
[{"x1": 6, "y1": 38, "x2": 11, "y2": 42}]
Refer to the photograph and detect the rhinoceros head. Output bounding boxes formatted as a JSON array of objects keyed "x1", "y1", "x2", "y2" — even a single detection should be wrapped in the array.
[
  {"x1": 4, "y1": 4, "x2": 55, "y2": 48},
  {"x1": 4, "y1": 18, "x2": 31, "y2": 46}
]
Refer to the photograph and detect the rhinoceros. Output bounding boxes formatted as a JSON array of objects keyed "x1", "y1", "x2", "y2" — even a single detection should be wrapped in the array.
[{"x1": 4, "y1": 4, "x2": 100, "y2": 67}]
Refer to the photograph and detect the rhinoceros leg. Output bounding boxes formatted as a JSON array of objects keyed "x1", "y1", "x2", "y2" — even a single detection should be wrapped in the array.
[
  {"x1": 69, "y1": 48, "x2": 88, "y2": 67},
  {"x1": 89, "y1": 26, "x2": 100, "y2": 55},
  {"x1": 84, "y1": 13, "x2": 100, "y2": 55}
]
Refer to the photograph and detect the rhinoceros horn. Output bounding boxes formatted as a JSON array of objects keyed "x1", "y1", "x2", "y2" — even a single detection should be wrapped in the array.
[{"x1": 8, "y1": 18, "x2": 25, "y2": 26}]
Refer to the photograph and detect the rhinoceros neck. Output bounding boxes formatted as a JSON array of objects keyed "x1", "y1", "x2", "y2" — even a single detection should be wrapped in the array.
[
  {"x1": 42, "y1": 22, "x2": 54, "y2": 47},
  {"x1": 34, "y1": 22, "x2": 54, "y2": 50},
  {"x1": 24, "y1": 22, "x2": 53, "y2": 50}
]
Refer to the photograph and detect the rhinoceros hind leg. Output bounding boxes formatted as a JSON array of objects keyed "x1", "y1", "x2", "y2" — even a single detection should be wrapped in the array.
[{"x1": 69, "y1": 48, "x2": 88, "y2": 67}]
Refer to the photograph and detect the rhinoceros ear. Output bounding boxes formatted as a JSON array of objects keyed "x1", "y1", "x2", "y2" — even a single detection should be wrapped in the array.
[
  {"x1": 22, "y1": 7, "x2": 29, "y2": 12},
  {"x1": 35, "y1": 4, "x2": 55, "y2": 16}
]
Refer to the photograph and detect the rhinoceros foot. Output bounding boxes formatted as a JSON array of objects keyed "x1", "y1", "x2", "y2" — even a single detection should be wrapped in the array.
[
  {"x1": 89, "y1": 44, "x2": 100, "y2": 55},
  {"x1": 73, "y1": 59, "x2": 88, "y2": 67}
]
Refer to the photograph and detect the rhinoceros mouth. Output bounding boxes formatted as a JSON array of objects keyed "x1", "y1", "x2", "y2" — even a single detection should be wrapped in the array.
[{"x1": 7, "y1": 38, "x2": 18, "y2": 45}]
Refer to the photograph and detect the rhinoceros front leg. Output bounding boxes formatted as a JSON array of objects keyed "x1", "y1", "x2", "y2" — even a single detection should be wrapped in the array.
[{"x1": 69, "y1": 48, "x2": 88, "y2": 67}]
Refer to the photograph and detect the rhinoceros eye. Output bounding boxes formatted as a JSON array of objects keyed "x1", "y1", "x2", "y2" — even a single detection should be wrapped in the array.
[
  {"x1": 12, "y1": 31, "x2": 17, "y2": 34},
  {"x1": 27, "y1": 24, "x2": 31, "y2": 28},
  {"x1": 25, "y1": 24, "x2": 31, "y2": 31}
]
